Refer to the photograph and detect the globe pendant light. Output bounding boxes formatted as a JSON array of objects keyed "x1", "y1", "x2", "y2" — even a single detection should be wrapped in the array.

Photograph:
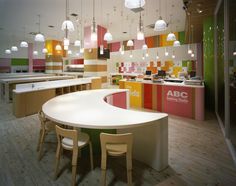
[
  {"x1": 127, "y1": 40, "x2": 134, "y2": 47},
  {"x1": 104, "y1": 13, "x2": 113, "y2": 41},
  {"x1": 167, "y1": 32, "x2": 176, "y2": 41},
  {"x1": 129, "y1": 50, "x2": 133, "y2": 58},
  {"x1": 5, "y1": 49, "x2": 11, "y2": 54},
  {"x1": 172, "y1": 51, "x2": 176, "y2": 59},
  {"x1": 119, "y1": 43, "x2": 125, "y2": 55},
  {"x1": 42, "y1": 48, "x2": 48, "y2": 54},
  {"x1": 142, "y1": 44, "x2": 148, "y2": 50},
  {"x1": 91, "y1": 0, "x2": 97, "y2": 41},
  {"x1": 35, "y1": 15, "x2": 45, "y2": 42},
  {"x1": 188, "y1": 45, "x2": 192, "y2": 54},
  {"x1": 55, "y1": 44, "x2": 62, "y2": 51},
  {"x1": 61, "y1": 0, "x2": 74, "y2": 32},
  {"x1": 20, "y1": 41, "x2": 28, "y2": 48},
  {"x1": 191, "y1": 53, "x2": 195, "y2": 58},
  {"x1": 100, "y1": 45, "x2": 104, "y2": 55},
  {"x1": 154, "y1": 17, "x2": 167, "y2": 31},
  {"x1": 156, "y1": 50, "x2": 159, "y2": 59},
  {"x1": 165, "y1": 47, "x2": 169, "y2": 56},
  {"x1": 154, "y1": 0, "x2": 167, "y2": 32},
  {"x1": 173, "y1": 40, "x2": 180, "y2": 47},
  {"x1": 125, "y1": 0, "x2": 145, "y2": 9},
  {"x1": 63, "y1": 38, "x2": 70, "y2": 46},
  {"x1": 137, "y1": 8, "x2": 144, "y2": 40},
  {"x1": 11, "y1": 46, "x2": 18, "y2": 52},
  {"x1": 74, "y1": 39, "x2": 81, "y2": 46},
  {"x1": 33, "y1": 51, "x2": 38, "y2": 55},
  {"x1": 64, "y1": 45, "x2": 69, "y2": 50},
  {"x1": 68, "y1": 50, "x2": 72, "y2": 55},
  {"x1": 80, "y1": 47, "x2": 84, "y2": 53}
]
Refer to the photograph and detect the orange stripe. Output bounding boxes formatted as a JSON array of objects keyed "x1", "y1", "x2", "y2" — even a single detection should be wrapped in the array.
[
  {"x1": 45, "y1": 66, "x2": 62, "y2": 70},
  {"x1": 84, "y1": 65, "x2": 107, "y2": 72}
]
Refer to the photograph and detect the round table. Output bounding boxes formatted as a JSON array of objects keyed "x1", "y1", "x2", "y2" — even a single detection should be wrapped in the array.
[{"x1": 42, "y1": 89, "x2": 168, "y2": 171}]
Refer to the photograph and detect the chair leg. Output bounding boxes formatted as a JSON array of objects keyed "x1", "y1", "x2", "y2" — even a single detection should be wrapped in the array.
[
  {"x1": 38, "y1": 130, "x2": 46, "y2": 161},
  {"x1": 54, "y1": 143, "x2": 61, "y2": 180},
  {"x1": 89, "y1": 142, "x2": 94, "y2": 170},
  {"x1": 36, "y1": 129, "x2": 42, "y2": 151},
  {"x1": 100, "y1": 152, "x2": 107, "y2": 186},
  {"x1": 71, "y1": 150, "x2": 78, "y2": 186},
  {"x1": 126, "y1": 154, "x2": 132, "y2": 186}
]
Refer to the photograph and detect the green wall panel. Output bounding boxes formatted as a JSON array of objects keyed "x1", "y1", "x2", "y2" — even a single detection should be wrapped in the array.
[
  {"x1": 203, "y1": 16, "x2": 215, "y2": 110},
  {"x1": 179, "y1": 31, "x2": 185, "y2": 44},
  {"x1": 11, "y1": 58, "x2": 28, "y2": 66}
]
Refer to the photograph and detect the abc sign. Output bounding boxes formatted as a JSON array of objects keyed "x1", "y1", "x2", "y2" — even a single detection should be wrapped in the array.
[{"x1": 167, "y1": 90, "x2": 188, "y2": 99}]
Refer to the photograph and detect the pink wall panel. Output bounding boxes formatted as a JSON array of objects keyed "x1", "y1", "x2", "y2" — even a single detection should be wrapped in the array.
[
  {"x1": 134, "y1": 39, "x2": 145, "y2": 50},
  {"x1": 112, "y1": 92, "x2": 127, "y2": 109},
  {"x1": 84, "y1": 26, "x2": 97, "y2": 49},
  {"x1": 0, "y1": 58, "x2": 11, "y2": 67},
  {"x1": 163, "y1": 86, "x2": 193, "y2": 118},
  {"x1": 111, "y1": 42, "x2": 120, "y2": 52},
  {"x1": 33, "y1": 59, "x2": 45, "y2": 66},
  {"x1": 97, "y1": 25, "x2": 107, "y2": 48}
]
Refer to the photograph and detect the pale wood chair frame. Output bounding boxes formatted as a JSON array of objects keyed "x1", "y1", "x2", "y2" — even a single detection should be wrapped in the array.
[
  {"x1": 100, "y1": 132, "x2": 133, "y2": 186},
  {"x1": 37, "y1": 110, "x2": 55, "y2": 160},
  {"x1": 54, "y1": 125, "x2": 94, "y2": 186}
]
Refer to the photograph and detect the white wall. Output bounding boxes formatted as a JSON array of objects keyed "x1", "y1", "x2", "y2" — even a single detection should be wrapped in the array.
[{"x1": 107, "y1": 44, "x2": 198, "y2": 74}]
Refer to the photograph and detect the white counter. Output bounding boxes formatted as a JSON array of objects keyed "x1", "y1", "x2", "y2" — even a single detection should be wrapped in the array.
[
  {"x1": 42, "y1": 89, "x2": 168, "y2": 171},
  {"x1": 13, "y1": 77, "x2": 100, "y2": 94},
  {"x1": 120, "y1": 79, "x2": 204, "y2": 88}
]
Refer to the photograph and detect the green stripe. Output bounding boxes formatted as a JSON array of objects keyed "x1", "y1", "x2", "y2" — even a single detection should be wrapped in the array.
[{"x1": 11, "y1": 58, "x2": 28, "y2": 66}]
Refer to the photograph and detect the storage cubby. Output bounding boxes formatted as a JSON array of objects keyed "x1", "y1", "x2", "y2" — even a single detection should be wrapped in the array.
[
  {"x1": 56, "y1": 88, "x2": 63, "y2": 96},
  {"x1": 63, "y1": 87, "x2": 70, "y2": 94},
  {"x1": 70, "y1": 86, "x2": 76, "y2": 92}
]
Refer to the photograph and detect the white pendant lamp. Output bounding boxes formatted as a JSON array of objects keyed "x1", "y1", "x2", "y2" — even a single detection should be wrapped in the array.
[
  {"x1": 173, "y1": 40, "x2": 180, "y2": 47},
  {"x1": 172, "y1": 51, "x2": 175, "y2": 59},
  {"x1": 156, "y1": 51, "x2": 159, "y2": 59},
  {"x1": 20, "y1": 41, "x2": 28, "y2": 48},
  {"x1": 100, "y1": 45, "x2": 104, "y2": 55},
  {"x1": 74, "y1": 40, "x2": 81, "y2": 46},
  {"x1": 68, "y1": 50, "x2": 72, "y2": 55},
  {"x1": 191, "y1": 53, "x2": 195, "y2": 58},
  {"x1": 137, "y1": 10, "x2": 144, "y2": 40},
  {"x1": 154, "y1": 17, "x2": 167, "y2": 31},
  {"x1": 125, "y1": 0, "x2": 145, "y2": 9},
  {"x1": 104, "y1": 13, "x2": 113, "y2": 41},
  {"x1": 127, "y1": 40, "x2": 134, "y2": 47},
  {"x1": 63, "y1": 38, "x2": 70, "y2": 46},
  {"x1": 129, "y1": 50, "x2": 133, "y2": 58},
  {"x1": 188, "y1": 45, "x2": 192, "y2": 54},
  {"x1": 35, "y1": 15, "x2": 45, "y2": 42},
  {"x1": 91, "y1": 0, "x2": 97, "y2": 41},
  {"x1": 142, "y1": 44, "x2": 148, "y2": 50},
  {"x1": 119, "y1": 43, "x2": 125, "y2": 55},
  {"x1": 80, "y1": 47, "x2": 84, "y2": 53},
  {"x1": 55, "y1": 44, "x2": 62, "y2": 51},
  {"x1": 165, "y1": 47, "x2": 169, "y2": 56},
  {"x1": 33, "y1": 51, "x2": 38, "y2": 55},
  {"x1": 64, "y1": 45, "x2": 68, "y2": 50},
  {"x1": 42, "y1": 48, "x2": 48, "y2": 54},
  {"x1": 167, "y1": 32, "x2": 176, "y2": 41},
  {"x1": 104, "y1": 30, "x2": 113, "y2": 41},
  {"x1": 5, "y1": 49, "x2": 11, "y2": 54},
  {"x1": 145, "y1": 51, "x2": 149, "y2": 57},
  {"x1": 61, "y1": 0, "x2": 74, "y2": 32},
  {"x1": 11, "y1": 46, "x2": 18, "y2": 52}
]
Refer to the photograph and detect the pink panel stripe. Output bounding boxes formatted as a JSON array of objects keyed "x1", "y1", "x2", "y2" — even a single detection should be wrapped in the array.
[
  {"x1": 134, "y1": 39, "x2": 145, "y2": 50},
  {"x1": 0, "y1": 58, "x2": 11, "y2": 67}
]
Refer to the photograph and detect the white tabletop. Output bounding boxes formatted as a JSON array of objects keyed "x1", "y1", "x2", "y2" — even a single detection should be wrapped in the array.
[
  {"x1": 42, "y1": 89, "x2": 168, "y2": 129},
  {"x1": 0, "y1": 75, "x2": 73, "y2": 83}
]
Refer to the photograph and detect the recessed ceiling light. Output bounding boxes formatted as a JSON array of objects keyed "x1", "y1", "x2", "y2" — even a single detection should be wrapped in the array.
[
  {"x1": 48, "y1": 25, "x2": 55, "y2": 28},
  {"x1": 71, "y1": 13, "x2": 78, "y2": 17},
  {"x1": 123, "y1": 31, "x2": 127, "y2": 34}
]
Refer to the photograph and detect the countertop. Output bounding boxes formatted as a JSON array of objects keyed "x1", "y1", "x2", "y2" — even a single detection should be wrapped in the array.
[{"x1": 42, "y1": 89, "x2": 168, "y2": 129}]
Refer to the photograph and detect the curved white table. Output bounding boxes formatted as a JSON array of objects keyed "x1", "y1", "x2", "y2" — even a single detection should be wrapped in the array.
[{"x1": 42, "y1": 89, "x2": 168, "y2": 171}]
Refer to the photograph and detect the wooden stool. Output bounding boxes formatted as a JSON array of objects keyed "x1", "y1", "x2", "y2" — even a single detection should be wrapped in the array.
[
  {"x1": 100, "y1": 133, "x2": 133, "y2": 186},
  {"x1": 37, "y1": 110, "x2": 56, "y2": 160},
  {"x1": 54, "y1": 125, "x2": 93, "y2": 186}
]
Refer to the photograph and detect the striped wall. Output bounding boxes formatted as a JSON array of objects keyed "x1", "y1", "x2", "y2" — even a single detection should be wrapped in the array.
[{"x1": 83, "y1": 25, "x2": 108, "y2": 83}]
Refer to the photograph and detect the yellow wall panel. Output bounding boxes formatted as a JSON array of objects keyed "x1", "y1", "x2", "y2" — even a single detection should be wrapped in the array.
[{"x1": 124, "y1": 81, "x2": 143, "y2": 108}]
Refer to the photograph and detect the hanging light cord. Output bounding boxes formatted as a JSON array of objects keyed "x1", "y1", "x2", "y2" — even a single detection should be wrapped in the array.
[
  {"x1": 92, "y1": 0, "x2": 95, "y2": 32},
  {"x1": 38, "y1": 14, "x2": 41, "y2": 33},
  {"x1": 66, "y1": 0, "x2": 69, "y2": 20},
  {"x1": 80, "y1": 0, "x2": 83, "y2": 41}
]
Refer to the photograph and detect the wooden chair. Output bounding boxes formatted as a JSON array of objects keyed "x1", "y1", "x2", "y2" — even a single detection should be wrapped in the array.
[
  {"x1": 54, "y1": 125, "x2": 93, "y2": 186},
  {"x1": 37, "y1": 110, "x2": 56, "y2": 160},
  {"x1": 100, "y1": 133, "x2": 133, "y2": 186}
]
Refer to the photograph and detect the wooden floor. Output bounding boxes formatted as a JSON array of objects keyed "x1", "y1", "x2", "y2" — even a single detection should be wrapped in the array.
[{"x1": 0, "y1": 101, "x2": 236, "y2": 186}]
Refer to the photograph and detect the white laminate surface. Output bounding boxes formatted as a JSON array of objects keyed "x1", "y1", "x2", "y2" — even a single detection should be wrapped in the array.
[
  {"x1": 120, "y1": 79, "x2": 204, "y2": 88},
  {"x1": 42, "y1": 89, "x2": 168, "y2": 129},
  {"x1": 0, "y1": 75, "x2": 72, "y2": 83},
  {"x1": 13, "y1": 77, "x2": 99, "y2": 93}
]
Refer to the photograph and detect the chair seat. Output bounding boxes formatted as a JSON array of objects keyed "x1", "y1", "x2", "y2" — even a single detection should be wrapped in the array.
[
  {"x1": 62, "y1": 132, "x2": 89, "y2": 149},
  {"x1": 106, "y1": 144, "x2": 127, "y2": 156}
]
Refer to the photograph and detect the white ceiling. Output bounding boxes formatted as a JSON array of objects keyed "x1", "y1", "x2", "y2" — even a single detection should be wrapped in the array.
[{"x1": 0, "y1": 0, "x2": 186, "y2": 46}]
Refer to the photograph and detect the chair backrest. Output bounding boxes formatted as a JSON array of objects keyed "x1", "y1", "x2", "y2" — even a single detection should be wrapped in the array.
[
  {"x1": 38, "y1": 110, "x2": 47, "y2": 129},
  {"x1": 100, "y1": 133, "x2": 133, "y2": 154},
  {"x1": 55, "y1": 125, "x2": 78, "y2": 150}
]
